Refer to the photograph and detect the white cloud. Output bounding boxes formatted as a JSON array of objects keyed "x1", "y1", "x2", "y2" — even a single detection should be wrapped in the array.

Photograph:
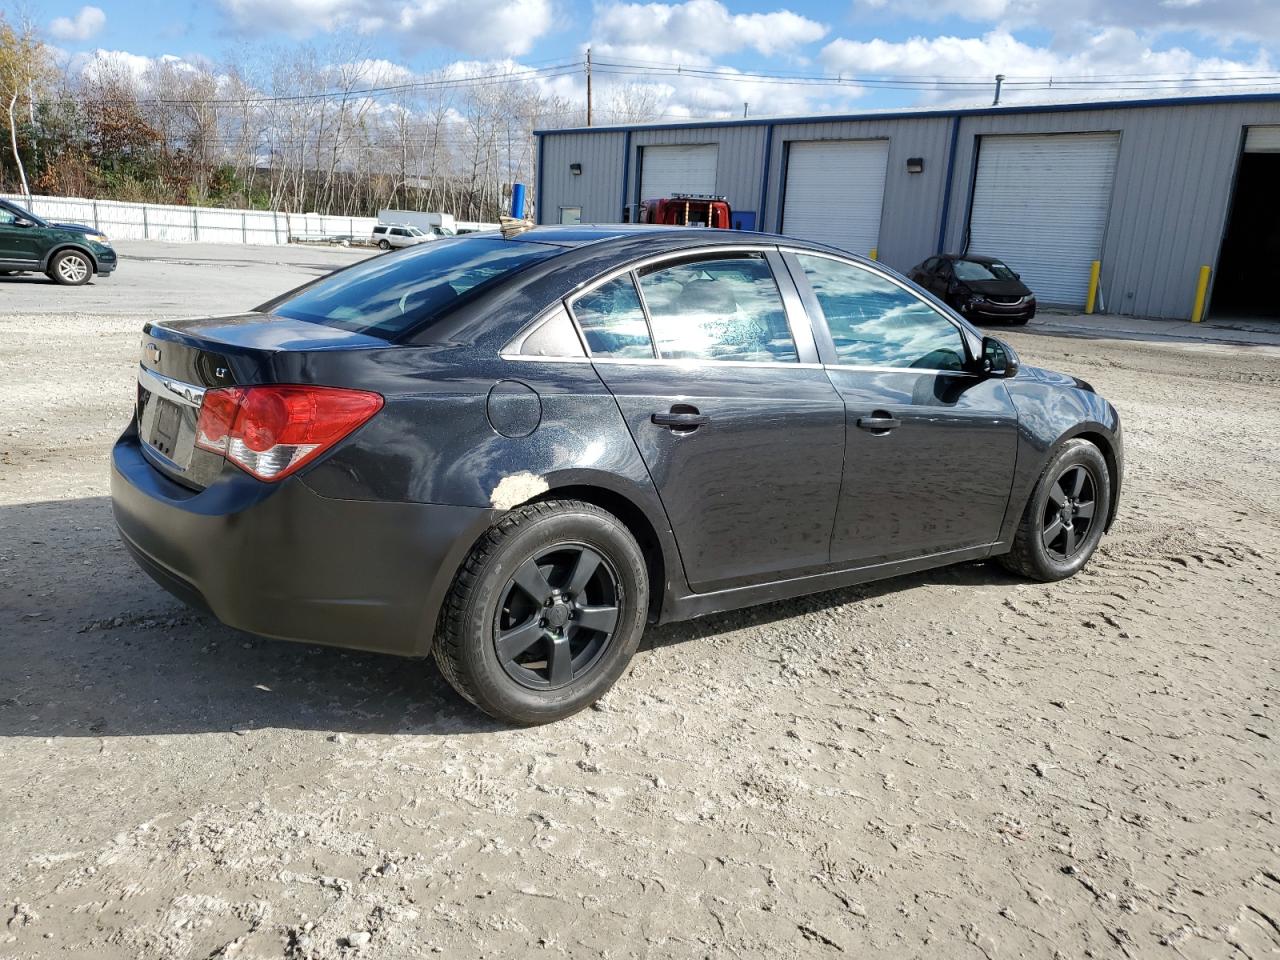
[
  {"x1": 591, "y1": 0, "x2": 827, "y2": 62},
  {"x1": 217, "y1": 0, "x2": 554, "y2": 57},
  {"x1": 851, "y1": 0, "x2": 1280, "y2": 45},
  {"x1": 49, "y1": 5, "x2": 107, "y2": 42},
  {"x1": 821, "y1": 29, "x2": 1278, "y2": 106}
]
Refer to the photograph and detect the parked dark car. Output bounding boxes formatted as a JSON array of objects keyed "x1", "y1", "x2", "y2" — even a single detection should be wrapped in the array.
[
  {"x1": 0, "y1": 198, "x2": 117, "y2": 285},
  {"x1": 111, "y1": 227, "x2": 1122, "y2": 723},
  {"x1": 908, "y1": 254, "x2": 1035, "y2": 324}
]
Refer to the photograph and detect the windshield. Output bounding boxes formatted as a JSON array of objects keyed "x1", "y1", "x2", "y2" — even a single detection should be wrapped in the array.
[
  {"x1": 270, "y1": 237, "x2": 560, "y2": 339},
  {"x1": 953, "y1": 259, "x2": 1017, "y2": 282}
]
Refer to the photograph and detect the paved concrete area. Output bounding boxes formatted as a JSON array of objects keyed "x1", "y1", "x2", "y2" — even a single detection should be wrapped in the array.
[
  {"x1": 1010, "y1": 308, "x2": 1280, "y2": 348},
  {"x1": 0, "y1": 241, "x2": 372, "y2": 317}
]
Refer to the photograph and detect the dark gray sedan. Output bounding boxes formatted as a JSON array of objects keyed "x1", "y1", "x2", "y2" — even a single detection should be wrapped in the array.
[{"x1": 111, "y1": 227, "x2": 1122, "y2": 723}]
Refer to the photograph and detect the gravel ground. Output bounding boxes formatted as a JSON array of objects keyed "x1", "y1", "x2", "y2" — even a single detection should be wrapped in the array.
[{"x1": 1, "y1": 251, "x2": 1279, "y2": 958}]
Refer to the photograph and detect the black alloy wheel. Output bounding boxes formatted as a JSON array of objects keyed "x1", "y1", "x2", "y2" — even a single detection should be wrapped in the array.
[
  {"x1": 1041, "y1": 464, "x2": 1097, "y2": 561},
  {"x1": 1000, "y1": 437, "x2": 1111, "y2": 582},
  {"x1": 494, "y1": 543, "x2": 620, "y2": 690},
  {"x1": 434, "y1": 499, "x2": 649, "y2": 724}
]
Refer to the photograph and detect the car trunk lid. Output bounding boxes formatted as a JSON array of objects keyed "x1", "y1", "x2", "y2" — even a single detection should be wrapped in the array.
[{"x1": 136, "y1": 313, "x2": 387, "y2": 489}]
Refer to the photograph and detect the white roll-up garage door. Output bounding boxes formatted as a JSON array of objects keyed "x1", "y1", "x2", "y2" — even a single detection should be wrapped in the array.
[
  {"x1": 1244, "y1": 126, "x2": 1280, "y2": 152},
  {"x1": 639, "y1": 144, "x2": 718, "y2": 200},
  {"x1": 782, "y1": 139, "x2": 889, "y2": 257},
  {"x1": 967, "y1": 132, "x2": 1119, "y2": 306}
]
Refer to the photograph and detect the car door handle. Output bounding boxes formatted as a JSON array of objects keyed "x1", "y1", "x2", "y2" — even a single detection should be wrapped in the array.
[
  {"x1": 652, "y1": 408, "x2": 710, "y2": 430},
  {"x1": 856, "y1": 415, "x2": 901, "y2": 433}
]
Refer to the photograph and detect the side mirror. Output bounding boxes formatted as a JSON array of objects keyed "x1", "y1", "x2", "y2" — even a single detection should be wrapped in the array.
[
  {"x1": 980, "y1": 336, "x2": 1019, "y2": 378},
  {"x1": 13, "y1": 217, "x2": 33, "y2": 228}
]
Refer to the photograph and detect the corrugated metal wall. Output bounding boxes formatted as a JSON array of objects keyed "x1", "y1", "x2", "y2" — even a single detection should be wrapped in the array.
[
  {"x1": 537, "y1": 97, "x2": 1280, "y2": 319},
  {"x1": 536, "y1": 131, "x2": 627, "y2": 225}
]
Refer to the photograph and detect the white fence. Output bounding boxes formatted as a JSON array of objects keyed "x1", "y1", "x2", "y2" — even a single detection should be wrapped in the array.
[{"x1": 2, "y1": 193, "x2": 378, "y2": 246}]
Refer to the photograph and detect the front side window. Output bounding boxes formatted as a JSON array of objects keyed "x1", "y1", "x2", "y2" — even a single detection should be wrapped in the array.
[
  {"x1": 572, "y1": 275, "x2": 655, "y2": 358},
  {"x1": 270, "y1": 237, "x2": 560, "y2": 340},
  {"x1": 637, "y1": 255, "x2": 798, "y2": 363},
  {"x1": 796, "y1": 254, "x2": 967, "y2": 371}
]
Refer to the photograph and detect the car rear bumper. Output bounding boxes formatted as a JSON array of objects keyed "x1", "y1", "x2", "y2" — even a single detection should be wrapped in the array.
[{"x1": 110, "y1": 426, "x2": 497, "y2": 657}]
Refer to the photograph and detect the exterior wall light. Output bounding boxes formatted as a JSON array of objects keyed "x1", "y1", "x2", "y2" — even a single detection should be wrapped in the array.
[
  {"x1": 906, "y1": 157, "x2": 925, "y2": 174},
  {"x1": 569, "y1": 163, "x2": 583, "y2": 175}
]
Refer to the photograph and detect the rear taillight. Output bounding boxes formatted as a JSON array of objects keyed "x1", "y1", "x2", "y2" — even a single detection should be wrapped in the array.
[{"x1": 195, "y1": 385, "x2": 383, "y2": 482}]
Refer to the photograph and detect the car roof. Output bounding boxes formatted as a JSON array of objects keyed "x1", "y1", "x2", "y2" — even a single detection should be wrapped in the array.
[{"x1": 492, "y1": 224, "x2": 871, "y2": 262}]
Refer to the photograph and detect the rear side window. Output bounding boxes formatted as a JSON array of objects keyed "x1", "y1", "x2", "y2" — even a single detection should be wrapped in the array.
[
  {"x1": 571, "y1": 275, "x2": 655, "y2": 358},
  {"x1": 796, "y1": 254, "x2": 967, "y2": 371},
  {"x1": 637, "y1": 255, "x2": 798, "y2": 363},
  {"x1": 270, "y1": 237, "x2": 559, "y2": 340}
]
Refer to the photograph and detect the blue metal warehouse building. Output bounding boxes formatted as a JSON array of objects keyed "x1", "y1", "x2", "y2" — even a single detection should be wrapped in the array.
[{"x1": 533, "y1": 92, "x2": 1280, "y2": 321}]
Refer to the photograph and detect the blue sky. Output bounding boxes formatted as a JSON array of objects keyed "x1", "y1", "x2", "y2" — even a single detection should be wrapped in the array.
[{"x1": 36, "y1": 0, "x2": 1280, "y2": 118}]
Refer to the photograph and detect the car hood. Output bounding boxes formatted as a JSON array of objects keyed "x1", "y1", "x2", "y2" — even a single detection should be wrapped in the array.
[
  {"x1": 51, "y1": 222, "x2": 100, "y2": 236},
  {"x1": 1020, "y1": 364, "x2": 1096, "y2": 393},
  {"x1": 958, "y1": 277, "x2": 1033, "y2": 298}
]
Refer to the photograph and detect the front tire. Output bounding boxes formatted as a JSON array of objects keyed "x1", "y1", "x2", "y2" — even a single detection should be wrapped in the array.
[
  {"x1": 435, "y1": 500, "x2": 649, "y2": 724},
  {"x1": 48, "y1": 250, "x2": 93, "y2": 286},
  {"x1": 1000, "y1": 438, "x2": 1111, "y2": 582}
]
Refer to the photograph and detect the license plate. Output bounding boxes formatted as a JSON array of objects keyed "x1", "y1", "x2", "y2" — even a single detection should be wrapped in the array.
[{"x1": 148, "y1": 398, "x2": 183, "y2": 460}]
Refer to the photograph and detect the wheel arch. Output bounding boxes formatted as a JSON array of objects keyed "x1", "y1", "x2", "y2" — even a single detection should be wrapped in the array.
[
  {"x1": 42, "y1": 243, "x2": 100, "y2": 273},
  {"x1": 1069, "y1": 429, "x2": 1121, "y2": 532},
  {"x1": 530, "y1": 482, "x2": 673, "y2": 623}
]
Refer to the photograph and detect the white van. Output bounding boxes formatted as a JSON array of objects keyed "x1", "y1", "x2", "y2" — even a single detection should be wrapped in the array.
[{"x1": 371, "y1": 224, "x2": 435, "y2": 250}]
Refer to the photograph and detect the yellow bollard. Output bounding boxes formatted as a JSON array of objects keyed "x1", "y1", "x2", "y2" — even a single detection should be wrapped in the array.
[
  {"x1": 1084, "y1": 260, "x2": 1101, "y2": 314},
  {"x1": 869, "y1": 247, "x2": 878, "y2": 261},
  {"x1": 1191, "y1": 265, "x2": 1211, "y2": 323}
]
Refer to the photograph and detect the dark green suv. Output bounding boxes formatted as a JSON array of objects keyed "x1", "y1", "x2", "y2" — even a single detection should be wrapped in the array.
[{"x1": 0, "y1": 198, "x2": 117, "y2": 285}]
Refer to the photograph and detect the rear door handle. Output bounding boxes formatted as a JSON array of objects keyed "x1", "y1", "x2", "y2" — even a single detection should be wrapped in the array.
[
  {"x1": 652, "y1": 406, "x2": 710, "y2": 431},
  {"x1": 856, "y1": 415, "x2": 901, "y2": 433}
]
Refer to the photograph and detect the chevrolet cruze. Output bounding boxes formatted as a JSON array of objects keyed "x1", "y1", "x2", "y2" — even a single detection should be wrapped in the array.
[{"x1": 111, "y1": 227, "x2": 1122, "y2": 724}]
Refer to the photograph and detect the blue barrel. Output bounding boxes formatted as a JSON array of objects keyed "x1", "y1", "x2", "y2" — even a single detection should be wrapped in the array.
[{"x1": 510, "y1": 183, "x2": 527, "y2": 219}]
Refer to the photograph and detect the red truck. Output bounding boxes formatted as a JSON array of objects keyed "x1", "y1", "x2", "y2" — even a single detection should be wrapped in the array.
[{"x1": 638, "y1": 194, "x2": 732, "y2": 228}]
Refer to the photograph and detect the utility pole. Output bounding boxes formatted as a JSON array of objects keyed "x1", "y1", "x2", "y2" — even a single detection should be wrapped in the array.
[
  {"x1": 586, "y1": 48, "x2": 593, "y2": 127},
  {"x1": 992, "y1": 74, "x2": 1005, "y2": 106}
]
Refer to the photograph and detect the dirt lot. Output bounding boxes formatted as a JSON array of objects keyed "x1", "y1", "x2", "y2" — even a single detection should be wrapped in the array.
[{"x1": 1, "y1": 251, "x2": 1279, "y2": 959}]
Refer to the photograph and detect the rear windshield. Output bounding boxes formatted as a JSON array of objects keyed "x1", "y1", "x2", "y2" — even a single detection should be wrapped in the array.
[
  {"x1": 269, "y1": 237, "x2": 559, "y2": 339},
  {"x1": 953, "y1": 259, "x2": 1017, "y2": 281}
]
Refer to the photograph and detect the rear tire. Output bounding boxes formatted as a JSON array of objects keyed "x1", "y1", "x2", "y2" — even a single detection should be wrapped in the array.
[
  {"x1": 377, "y1": 239, "x2": 391, "y2": 250},
  {"x1": 435, "y1": 500, "x2": 649, "y2": 724},
  {"x1": 1000, "y1": 438, "x2": 1111, "y2": 582},
  {"x1": 48, "y1": 250, "x2": 92, "y2": 286}
]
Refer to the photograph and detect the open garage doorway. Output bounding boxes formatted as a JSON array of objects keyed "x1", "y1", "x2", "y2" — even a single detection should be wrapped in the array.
[{"x1": 1211, "y1": 126, "x2": 1280, "y2": 321}]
